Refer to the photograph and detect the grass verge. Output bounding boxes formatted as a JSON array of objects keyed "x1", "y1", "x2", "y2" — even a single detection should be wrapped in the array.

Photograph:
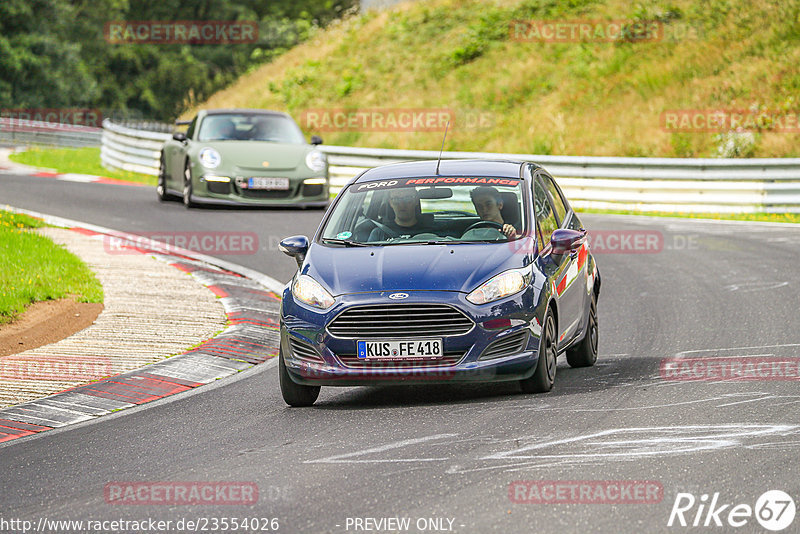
[
  {"x1": 0, "y1": 210, "x2": 104, "y2": 325},
  {"x1": 9, "y1": 147, "x2": 156, "y2": 186},
  {"x1": 577, "y1": 208, "x2": 800, "y2": 224},
  {"x1": 194, "y1": 0, "x2": 800, "y2": 158}
]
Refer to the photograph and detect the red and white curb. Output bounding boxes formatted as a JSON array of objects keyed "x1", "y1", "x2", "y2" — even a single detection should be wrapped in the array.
[
  {"x1": 30, "y1": 171, "x2": 147, "y2": 187},
  {"x1": 0, "y1": 208, "x2": 285, "y2": 445}
]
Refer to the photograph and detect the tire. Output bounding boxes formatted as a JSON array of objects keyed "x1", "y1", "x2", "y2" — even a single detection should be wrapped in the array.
[
  {"x1": 566, "y1": 292, "x2": 598, "y2": 368},
  {"x1": 279, "y1": 345, "x2": 320, "y2": 407},
  {"x1": 520, "y1": 307, "x2": 557, "y2": 393},
  {"x1": 157, "y1": 153, "x2": 170, "y2": 201},
  {"x1": 182, "y1": 162, "x2": 195, "y2": 208}
]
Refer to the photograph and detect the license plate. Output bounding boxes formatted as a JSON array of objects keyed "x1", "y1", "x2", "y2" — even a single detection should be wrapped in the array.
[
  {"x1": 357, "y1": 339, "x2": 443, "y2": 360},
  {"x1": 247, "y1": 177, "x2": 289, "y2": 190}
]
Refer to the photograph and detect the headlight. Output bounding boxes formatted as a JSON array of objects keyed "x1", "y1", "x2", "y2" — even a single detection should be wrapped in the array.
[
  {"x1": 292, "y1": 275, "x2": 335, "y2": 310},
  {"x1": 466, "y1": 267, "x2": 531, "y2": 305},
  {"x1": 199, "y1": 147, "x2": 221, "y2": 169},
  {"x1": 305, "y1": 150, "x2": 327, "y2": 172}
]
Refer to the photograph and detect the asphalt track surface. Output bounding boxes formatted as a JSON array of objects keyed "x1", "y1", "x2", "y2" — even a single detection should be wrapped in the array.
[{"x1": 2, "y1": 171, "x2": 800, "y2": 533}]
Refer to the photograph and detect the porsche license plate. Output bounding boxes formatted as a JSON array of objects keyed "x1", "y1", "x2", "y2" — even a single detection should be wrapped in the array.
[{"x1": 247, "y1": 177, "x2": 289, "y2": 190}]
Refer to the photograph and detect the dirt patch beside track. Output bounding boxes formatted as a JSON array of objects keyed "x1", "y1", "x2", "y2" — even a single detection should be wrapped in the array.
[{"x1": 0, "y1": 299, "x2": 103, "y2": 357}]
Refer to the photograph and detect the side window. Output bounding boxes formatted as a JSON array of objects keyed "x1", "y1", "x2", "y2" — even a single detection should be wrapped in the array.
[
  {"x1": 567, "y1": 211, "x2": 583, "y2": 231},
  {"x1": 186, "y1": 117, "x2": 197, "y2": 139},
  {"x1": 540, "y1": 173, "x2": 567, "y2": 225},
  {"x1": 533, "y1": 176, "x2": 559, "y2": 246},
  {"x1": 535, "y1": 217, "x2": 545, "y2": 252}
]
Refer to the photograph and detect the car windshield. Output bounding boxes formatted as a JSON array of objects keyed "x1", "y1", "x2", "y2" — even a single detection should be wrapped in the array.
[
  {"x1": 320, "y1": 177, "x2": 526, "y2": 246},
  {"x1": 196, "y1": 113, "x2": 306, "y2": 143}
]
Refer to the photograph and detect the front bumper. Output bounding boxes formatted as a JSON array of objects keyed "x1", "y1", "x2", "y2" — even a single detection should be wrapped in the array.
[
  {"x1": 191, "y1": 168, "x2": 330, "y2": 207},
  {"x1": 280, "y1": 288, "x2": 543, "y2": 386}
]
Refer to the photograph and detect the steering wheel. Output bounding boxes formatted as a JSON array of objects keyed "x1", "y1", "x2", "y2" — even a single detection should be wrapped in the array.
[
  {"x1": 370, "y1": 219, "x2": 400, "y2": 238},
  {"x1": 464, "y1": 220, "x2": 504, "y2": 233}
]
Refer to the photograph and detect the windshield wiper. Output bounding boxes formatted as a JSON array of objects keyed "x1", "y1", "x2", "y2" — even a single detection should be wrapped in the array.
[{"x1": 321, "y1": 238, "x2": 370, "y2": 247}]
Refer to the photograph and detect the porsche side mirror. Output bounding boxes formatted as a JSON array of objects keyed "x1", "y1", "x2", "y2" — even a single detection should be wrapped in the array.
[
  {"x1": 279, "y1": 235, "x2": 310, "y2": 268},
  {"x1": 551, "y1": 228, "x2": 587, "y2": 256},
  {"x1": 172, "y1": 132, "x2": 187, "y2": 143},
  {"x1": 310, "y1": 135, "x2": 323, "y2": 145}
]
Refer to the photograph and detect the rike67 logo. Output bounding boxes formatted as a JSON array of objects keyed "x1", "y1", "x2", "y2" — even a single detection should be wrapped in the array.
[{"x1": 668, "y1": 490, "x2": 795, "y2": 531}]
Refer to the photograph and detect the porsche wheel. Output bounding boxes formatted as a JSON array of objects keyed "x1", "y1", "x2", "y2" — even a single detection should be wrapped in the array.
[
  {"x1": 182, "y1": 162, "x2": 195, "y2": 208},
  {"x1": 157, "y1": 153, "x2": 171, "y2": 201}
]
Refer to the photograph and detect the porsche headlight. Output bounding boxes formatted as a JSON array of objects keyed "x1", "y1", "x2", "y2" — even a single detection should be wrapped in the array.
[
  {"x1": 292, "y1": 275, "x2": 335, "y2": 310},
  {"x1": 199, "y1": 147, "x2": 221, "y2": 169},
  {"x1": 467, "y1": 267, "x2": 531, "y2": 305},
  {"x1": 305, "y1": 150, "x2": 327, "y2": 172}
]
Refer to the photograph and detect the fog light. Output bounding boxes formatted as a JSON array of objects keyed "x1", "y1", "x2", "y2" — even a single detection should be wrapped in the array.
[{"x1": 302, "y1": 177, "x2": 326, "y2": 197}]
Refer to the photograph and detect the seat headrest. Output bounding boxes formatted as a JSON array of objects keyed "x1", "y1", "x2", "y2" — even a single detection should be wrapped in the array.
[{"x1": 499, "y1": 191, "x2": 521, "y2": 228}]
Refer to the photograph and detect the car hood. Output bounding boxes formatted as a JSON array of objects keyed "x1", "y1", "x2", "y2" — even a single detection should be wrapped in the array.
[
  {"x1": 304, "y1": 240, "x2": 533, "y2": 295},
  {"x1": 195, "y1": 141, "x2": 311, "y2": 172}
]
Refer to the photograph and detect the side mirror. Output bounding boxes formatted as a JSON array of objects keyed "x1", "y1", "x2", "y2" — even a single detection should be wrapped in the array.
[
  {"x1": 279, "y1": 235, "x2": 310, "y2": 268},
  {"x1": 310, "y1": 135, "x2": 323, "y2": 145},
  {"x1": 550, "y1": 228, "x2": 587, "y2": 256},
  {"x1": 172, "y1": 132, "x2": 187, "y2": 142}
]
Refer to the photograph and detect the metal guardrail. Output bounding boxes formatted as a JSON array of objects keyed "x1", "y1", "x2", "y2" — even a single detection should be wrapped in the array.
[
  {"x1": 101, "y1": 120, "x2": 170, "y2": 175},
  {"x1": 0, "y1": 118, "x2": 102, "y2": 147},
  {"x1": 101, "y1": 119, "x2": 800, "y2": 213}
]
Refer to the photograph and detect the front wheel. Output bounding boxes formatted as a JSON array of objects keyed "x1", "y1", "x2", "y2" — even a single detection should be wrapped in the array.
[
  {"x1": 157, "y1": 153, "x2": 170, "y2": 201},
  {"x1": 279, "y1": 347, "x2": 320, "y2": 407},
  {"x1": 520, "y1": 307, "x2": 557, "y2": 393},
  {"x1": 182, "y1": 162, "x2": 195, "y2": 208},
  {"x1": 566, "y1": 292, "x2": 598, "y2": 368}
]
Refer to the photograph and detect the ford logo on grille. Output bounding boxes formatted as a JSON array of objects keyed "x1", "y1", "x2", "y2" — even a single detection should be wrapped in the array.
[{"x1": 388, "y1": 292, "x2": 409, "y2": 300}]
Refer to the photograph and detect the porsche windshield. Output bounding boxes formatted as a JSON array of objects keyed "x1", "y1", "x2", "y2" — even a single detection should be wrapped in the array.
[
  {"x1": 197, "y1": 113, "x2": 305, "y2": 143},
  {"x1": 320, "y1": 178, "x2": 527, "y2": 246}
]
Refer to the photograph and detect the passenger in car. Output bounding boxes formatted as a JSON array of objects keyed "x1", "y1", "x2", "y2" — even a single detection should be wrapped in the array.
[
  {"x1": 368, "y1": 188, "x2": 434, "y2": 240},
  {"x1": 470, "y1": 186, "x2": 518, "y2": 238}
]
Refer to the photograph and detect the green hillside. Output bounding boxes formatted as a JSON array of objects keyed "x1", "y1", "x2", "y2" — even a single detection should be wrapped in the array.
[{"x1": 190, "y1": 0, "x2": 800, "y2": 158}]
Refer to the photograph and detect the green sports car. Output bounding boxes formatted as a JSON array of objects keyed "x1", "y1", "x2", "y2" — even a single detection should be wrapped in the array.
[{"x1": 158, "y1": 109, "x2": 329, "y2": 208}]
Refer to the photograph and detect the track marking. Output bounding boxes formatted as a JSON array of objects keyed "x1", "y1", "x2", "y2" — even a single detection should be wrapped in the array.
[
  {"x1": 444, "y1": 424, "x2": 800, "y2": 474},
  {"x1": 305, "y1": 433, "x2": 458, "y2": 464},
  {"x1": 725, "y1": 281, "x2": 789, "y2": 292},
  {"x1": 674, "y1": 343, "x2": 800, "y2": 358}
]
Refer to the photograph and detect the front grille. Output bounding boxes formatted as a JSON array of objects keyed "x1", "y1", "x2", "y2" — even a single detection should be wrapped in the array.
[
  {"x1": 327, "y1": 304, "x2": 473, "y2": 339},
  {"x1": 337, "y1": 352, "x2": 465, "y2": 369},
  {"x1": 302, "y1": 183, "x2": 324, "y2": 197},
  {"x1": 479, "y1": 331, "x2": 529, "y2": 360},
  {"x1": 207, "y1": 181, "x2": 230, "y2": 194},
  {"x1": 289, "y1": 337, "x2": 325, "y2": 364},
  {"x1": 239, "y1": 188, "x2": 293, "y2": 199}
]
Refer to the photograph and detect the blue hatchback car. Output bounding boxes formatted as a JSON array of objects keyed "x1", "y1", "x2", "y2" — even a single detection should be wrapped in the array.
[{"x1": 278, "y1": 160, "x2": 600, "y2": 406}]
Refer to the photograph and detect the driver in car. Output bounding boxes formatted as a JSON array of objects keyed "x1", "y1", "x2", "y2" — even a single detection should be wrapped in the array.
[
  {"x1": 206, "y1": 118, "x2": 236, "y2": 140},
  {"x1": 368, "y1": 188, "x2": 433, "y2": 241},
  {"x1": 470, "y1": 186, "x2": 518, "y2": 238}
]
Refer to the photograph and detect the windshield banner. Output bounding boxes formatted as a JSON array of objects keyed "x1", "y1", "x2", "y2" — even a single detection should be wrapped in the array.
[{"x1": 354, "y1": 177, "x2": 520, "y2": 191}]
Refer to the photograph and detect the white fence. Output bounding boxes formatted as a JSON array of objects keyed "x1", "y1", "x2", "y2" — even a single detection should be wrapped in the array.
[{"x1": 101, "y1": 119, "x2": 800, "y2": 213}]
